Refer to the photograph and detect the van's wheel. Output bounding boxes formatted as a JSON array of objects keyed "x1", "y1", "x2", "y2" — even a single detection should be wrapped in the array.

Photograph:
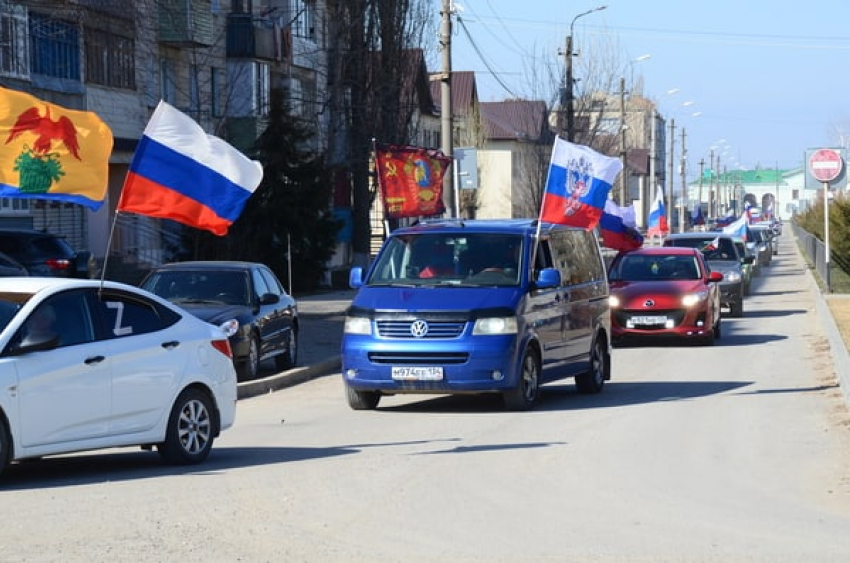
[
  {"x1": 0, "y1": 416, "x2": 9, "y2": 478},
  {"x1": 346, "y1": 386, "x2": 380, "y2": 410},
  {"x1": 503, "y1": 350, "x2": 540, "y2": 411},
  {"x1": 158, "y1": 389, "x2": 216, "y2": 465},
  {"x1": 575, "y1": 337, "x2": 607, "y2": 394}
]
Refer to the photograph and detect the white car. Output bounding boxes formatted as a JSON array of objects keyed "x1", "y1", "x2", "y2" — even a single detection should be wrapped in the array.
[{"x1": 0, "y1": 277, "x2": 237, "y2": 478}]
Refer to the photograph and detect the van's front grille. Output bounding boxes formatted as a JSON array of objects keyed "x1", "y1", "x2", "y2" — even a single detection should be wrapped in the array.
[
  {"x1": 368, "y1": 351, "x2": 469, "y2": 365},
  {"x1": 376, "y1": 320, "x2": 466, "y2": 338}
]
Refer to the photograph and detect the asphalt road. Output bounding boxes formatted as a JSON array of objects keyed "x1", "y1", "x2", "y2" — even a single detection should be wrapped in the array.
[{"x1": 1, "y1": 236, "x2": 849, "y2": 562}]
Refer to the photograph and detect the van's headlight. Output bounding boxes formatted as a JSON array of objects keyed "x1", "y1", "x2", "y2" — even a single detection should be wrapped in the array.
[
  {"x1": 681, "y1": 290, "x2": 709, "y2": 307},
  {"x1": 473, "y1": 317, "x2": 518, "y2": 335},
  {"x1": 344, "y1": 316, "x2": 372, "y2": 335}
]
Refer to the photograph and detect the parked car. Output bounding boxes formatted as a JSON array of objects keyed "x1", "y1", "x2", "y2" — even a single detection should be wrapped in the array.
[
  {"x1": 663, "y1": 232, "x2": 753, "y2": 317},
  {"x1": 140, "y1": 261, "x2": 298, "y2": 381},
  {"x1": 0, "y1": 228, "x2": 96, "y2": 278},
  {"x1": 0, "y1": 277, "x2": 237, "y2": 478},
  {"x1": 0, "y1": 251, "x2": 27, "y2": 277},
  {"x1": 342, "y1": 219, "x2": 612, "y2": 411},
  {"x1": 608, "y1": 246, "x2": 723, "y2": 345}
]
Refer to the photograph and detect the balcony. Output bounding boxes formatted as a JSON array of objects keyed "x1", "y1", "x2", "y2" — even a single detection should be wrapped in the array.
[
  {"x1": 158, "y1": 0, "x2": 214, "y2": 47},
  {"x1": 226, "y1": 14, "x2": 276, "y2": 60}
]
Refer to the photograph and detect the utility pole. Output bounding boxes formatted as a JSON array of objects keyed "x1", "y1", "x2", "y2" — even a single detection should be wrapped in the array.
[
  {"x1": 679, "y1": 127, "x2": 687, "y2": 232},
  {"x1": 698, "y1": 157, "x2": 704, "y2": 225},
  {"x1": 564, "y1": 34, "x2": 574, "y2": 141},
  {"x1": 440, "y1": 0, "x2": 454, "y2": 217},
  {"x1": 619, "y1": 76, "x2": 627, "y2": 207},
  {"x1": 648, "y1": 109, "x2": 657, "y2": 230},
  {"x1": 667, "y1": 118, "x2": 675, "y2": 231}
]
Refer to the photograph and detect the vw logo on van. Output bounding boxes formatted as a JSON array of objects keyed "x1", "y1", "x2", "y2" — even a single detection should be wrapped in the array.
[{"x1": 410, "y1": 320, "x2": 429, "y2": 337}]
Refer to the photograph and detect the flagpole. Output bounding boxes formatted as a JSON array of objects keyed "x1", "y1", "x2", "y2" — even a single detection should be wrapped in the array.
[
  {"x1": 533, "y1": 135, "x2": 562, "y2": 271},
  {"x1": 100, "y1": 207, "x2": 123, "y2": 291}
]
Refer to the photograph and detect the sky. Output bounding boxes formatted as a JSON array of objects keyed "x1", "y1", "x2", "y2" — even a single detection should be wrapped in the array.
[{"x1": 442, "y1": 0, "x2": 850, "y2": 181}]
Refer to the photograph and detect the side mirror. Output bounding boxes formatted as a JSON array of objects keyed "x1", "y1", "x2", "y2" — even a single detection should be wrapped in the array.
[
  {"x1": 6, "y1": 332, "x2": 60, "y2": 356},
  {"x1": 349, "y1": 267, "x2": 364, "y2": 289},
  {"x1": 707, "y1": 271, "x2": 724, "y2": 283},
  {"x1": 260, "y1": 293, "x2": 280, "y2": 305},
  {"x1": 534, "y1": 267, "x2": 561, "y2": 289}
]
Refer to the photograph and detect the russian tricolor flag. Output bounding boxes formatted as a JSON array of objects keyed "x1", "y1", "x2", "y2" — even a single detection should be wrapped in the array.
[
  {"x1": 600, "y1": 200, "x2": 644, "y2": 252},
  {"x1": 539, "y1": 136, "x2": 622, "y2": 230},
  {"x1": 118, "y1": 101, "x2": 263, "y2": 236}
]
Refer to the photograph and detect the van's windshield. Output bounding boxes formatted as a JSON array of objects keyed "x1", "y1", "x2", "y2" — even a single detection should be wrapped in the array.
[{"x1": 366, "y1": 233, "x2": 524, "y2": 287}]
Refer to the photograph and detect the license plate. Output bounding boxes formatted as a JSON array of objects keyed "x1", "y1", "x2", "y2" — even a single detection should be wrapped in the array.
[
  {"x1": 629, "y1": 315, "x2": 667, "y2": 326},
  {"x1": 392, "y1": 366, "x2": 444, "y2": 381}
]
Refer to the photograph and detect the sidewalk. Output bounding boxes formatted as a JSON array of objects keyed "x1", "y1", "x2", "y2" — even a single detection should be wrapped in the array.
[
  {"x1": 237, "y1": 288, "x2": 355, "y2": 399},
  {"x1": 237, "y1": 237, "x2": 850, "y2": 407}
]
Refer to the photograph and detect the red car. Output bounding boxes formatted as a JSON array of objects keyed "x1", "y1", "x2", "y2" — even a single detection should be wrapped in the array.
[{"x1": 607, "y1": 246, "x2": 724, "y2": 345}]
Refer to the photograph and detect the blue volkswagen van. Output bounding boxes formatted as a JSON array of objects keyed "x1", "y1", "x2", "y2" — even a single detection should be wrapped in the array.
[{"x1": 341, "y1": 219, "x2": 612, "y2": 411}]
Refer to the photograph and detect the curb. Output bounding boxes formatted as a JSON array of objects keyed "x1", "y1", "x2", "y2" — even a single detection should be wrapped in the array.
[{"x1": 237, "y1": 356, "x2": 341, "y2": 400}]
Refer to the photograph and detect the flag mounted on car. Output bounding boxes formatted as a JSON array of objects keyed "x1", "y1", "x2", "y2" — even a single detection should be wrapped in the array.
[
  {"x1": 539, "y1": 136, "x2": 622, "y2": 230},
  {"x1": 0, "y1": 86, "x2": 113, "y2": 211},
  {"x1": 599, "y1": 200, "x2": 644, "y2": 252},
  {"x1": 118, "y1": 100, "x2": 263, "y2": 236},
  {"x1": 373, "y1": 142, "x2": 451, "y2": 219}
]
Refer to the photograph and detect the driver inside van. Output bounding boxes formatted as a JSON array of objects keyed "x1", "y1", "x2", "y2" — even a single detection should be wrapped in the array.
[{"x1": 419, "y1": 241, "x2": 454, "y2": 278}]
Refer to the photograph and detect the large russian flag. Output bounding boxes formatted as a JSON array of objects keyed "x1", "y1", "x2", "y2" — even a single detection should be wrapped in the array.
[
  {"x1": 539, "y1": 136, "x2": 622, "y2": 230},
  {"x1": 646, "y1": 187, "x2": 668, "y2": 237},
  {"x1": 118, "y1": 101, "x2": 263, "y2": 236}
]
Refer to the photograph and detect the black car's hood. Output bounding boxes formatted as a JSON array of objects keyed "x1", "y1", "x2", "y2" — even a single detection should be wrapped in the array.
[{"x1": 171, "y1": 301, "x2": 251, "y2": 324}]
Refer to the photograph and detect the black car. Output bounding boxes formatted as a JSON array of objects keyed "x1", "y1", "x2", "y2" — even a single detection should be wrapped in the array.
[
  {"x1": 0, "y1": 228, "x2": 96, "y2": 278},
  {"x1": 0, "y1": 251, "x2": 27, "y2": 276},
  {"x1": 140, "y1": 261, "x2": 298, "y2": 381}
]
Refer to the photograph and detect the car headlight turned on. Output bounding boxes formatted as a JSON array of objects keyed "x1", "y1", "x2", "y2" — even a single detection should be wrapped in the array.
[
  {"x1": 344, "y1": 316, "x2": 372, "y2": 335},
  {"x1": 608, "y1": 295, "x2": 621, "y2": 308},
  {"x1": 473, "y1": 316, "x2": 518, "y2": 335},
  {"x1": 219, "y1": 319, "x2": 239, "y2": 337},
  {"x1": 682, "y1": 290, "x2": 710, "y2": 307},
  {"x1": 724, "y1": 271, "x2": 742, "y2": 283}
]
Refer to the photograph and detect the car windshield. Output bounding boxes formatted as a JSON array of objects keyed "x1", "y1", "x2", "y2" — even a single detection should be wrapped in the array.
[
  {"x1": 143, "y1": 270, "x2": 250, "y2": 305},
  {"x1": 666, "y1": 236, "x2": 737, "y2": 261},
  {"x1": 366, "y1": 233, "x2": 524, "y2": 287},
  {"x1": 610, "y1": 254, "x2": 700, "y2": 281}
]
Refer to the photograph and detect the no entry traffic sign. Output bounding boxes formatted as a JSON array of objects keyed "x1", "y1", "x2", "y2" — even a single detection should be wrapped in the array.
[{"x1": 809, "y1": 148, "x2": 843, "y2": 183}]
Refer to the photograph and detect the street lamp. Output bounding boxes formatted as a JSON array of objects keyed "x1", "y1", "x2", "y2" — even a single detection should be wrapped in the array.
[{"x1": 564, "y1": 5, "x2": 607, "y2": 142}]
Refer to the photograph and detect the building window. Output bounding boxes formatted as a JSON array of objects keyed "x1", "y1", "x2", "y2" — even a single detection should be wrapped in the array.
[
  {"x1": 29, "y1": 13, "x2": 79, "y2": 80},
  {"x1": 288, "y1": 0, "x2": 316, "y2": 41},
  {"x1": 211, "y1": 66, "x2": 222, "y2": 117},
  {"x1": 85, "y1": 28, "x2": 135, "y2": 89},
  {"x1": 0, "y1": 11, "x2": 28, "y2": 78},
  {"x1": 160, "y1": 58, "x2": 176, "y2": 103},
  {"x1": 189, "y1": 65, "x2": 200, "y2": 113},
  {"x1": 255, "y1": 61, "x2": 269, "y2": 116}
]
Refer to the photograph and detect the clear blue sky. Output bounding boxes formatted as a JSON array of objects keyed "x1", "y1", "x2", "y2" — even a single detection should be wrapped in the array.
[{"x1": 444, "y1": 0, "x2": 850, "y2": 180}]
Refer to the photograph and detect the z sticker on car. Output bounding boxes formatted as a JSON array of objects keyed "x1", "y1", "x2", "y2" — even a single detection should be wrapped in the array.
[{"x1": 106, "y1": 301, "x2": 133, "y2": 336}]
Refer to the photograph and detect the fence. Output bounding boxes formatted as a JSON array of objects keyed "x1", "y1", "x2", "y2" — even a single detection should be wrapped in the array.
[{"x1": 793, "y1": 222, "x2": 836, "y2": 293}]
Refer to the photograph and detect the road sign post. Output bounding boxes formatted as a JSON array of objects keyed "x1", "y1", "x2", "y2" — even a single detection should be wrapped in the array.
[{"x1": 809, "y1": 148, "x2": 843, "y2": 293}]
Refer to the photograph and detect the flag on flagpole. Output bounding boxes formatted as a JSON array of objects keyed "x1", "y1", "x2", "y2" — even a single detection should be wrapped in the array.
[
  {"x1": 690, "y1": 200, "x2": 705, "y2": 226},
  {"x1": 118, "y1": 100, "x2": 263, "y2": 236},
  {"x1": 646, "y1": 186, "x2": 669, "y2": 237},
  {"x1": 0, "y1": 86, "x2": 113, "y2": 210},
  {"x1": 599, "y1": 199, "x2": 644, "y2": 252},
  {"x1": 722, "y1": 214, "x2": 748, "y2": 240},
  {"x1": 703, "y1": 236, "x2": 720, "y2": 251},
  {"x1": 539, "y1": 136, "x2": 622, "y2": 230},
  {"x1": 374, "y1": 143, "x2": 450, "y2": 219}
]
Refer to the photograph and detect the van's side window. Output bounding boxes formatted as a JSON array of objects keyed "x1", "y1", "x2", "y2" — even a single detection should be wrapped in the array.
[{"x1": 549, "y1": 230, "x2": 605, "y2": 285}]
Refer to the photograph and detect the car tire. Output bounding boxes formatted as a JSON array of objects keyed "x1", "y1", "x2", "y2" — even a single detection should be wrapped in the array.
[
  {"x1": 503, "y1": 349, "x2": 540, "y2": 411},
  {"x1": 713, "y1": 316, "x2": 722, "y2": 340},
  {"x1": 275, "y1": 326, "x2": 298, "y2": 371},
  {"x1": 730, "y1": 298, "x2": 744, "y2": 318},
  {"x1": 238, "y1": 334, "x2": 260, "y2": 381},
  {"x1": 0, "y1": 416, "x2": 9, "y2": 477},
  {"x1": 575, "y1": 337, "x2": 608, "y2": 394},
  {"x1": 158, "y1": 388, "x2": 216, "y2": 465},
  {"x1": 346, "y1": 386, "x2": 380, "y2": 410}
]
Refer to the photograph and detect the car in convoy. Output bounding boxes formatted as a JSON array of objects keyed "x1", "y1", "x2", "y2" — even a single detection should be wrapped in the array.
[
  {"x1": 750, "y1": 223, "x2": 778, "y2": 257},
  {"x1": 0, "y1": 277, "x2": 237, "y2": 478},
  {"x1": 662, "y1": 232, "x2": 753, "y2": 317},
  {"x1": 140, "y1": 261, "x2": 298, "y2": 381},
  {"x1": 730, "y1": 235, "x2": 755, "y2": 294},
  {"x1": 608, "y1": 246, "x2": 723, "y2": 345},
  {"x1": 0, "y1": 228, "x2": 96, "y2": 278},
  {"x1": 342, "y1": 219, "x2": 612, "y2": 411}
]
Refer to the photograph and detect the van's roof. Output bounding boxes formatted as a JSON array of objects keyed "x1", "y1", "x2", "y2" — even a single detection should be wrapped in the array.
[{"x1": 390, "y1": 219, "x2": 580, "y2": 237}]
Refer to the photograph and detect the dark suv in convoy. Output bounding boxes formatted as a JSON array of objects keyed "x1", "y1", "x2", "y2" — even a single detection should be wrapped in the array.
[
  {"x1": 0, "y1": 229, "x2": 96, "y2": 278},
  {"x1": 663, "y1": 232, "x2": 753, "y2": 317}
]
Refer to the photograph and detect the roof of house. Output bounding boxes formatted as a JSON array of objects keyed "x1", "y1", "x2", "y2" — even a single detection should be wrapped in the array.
[
  {"x1": 429, "y1": 71, "x2": 478, "y2": 118},
  {"x1": 479, "y1": 100, "x2": 549, "y2": 141}
]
